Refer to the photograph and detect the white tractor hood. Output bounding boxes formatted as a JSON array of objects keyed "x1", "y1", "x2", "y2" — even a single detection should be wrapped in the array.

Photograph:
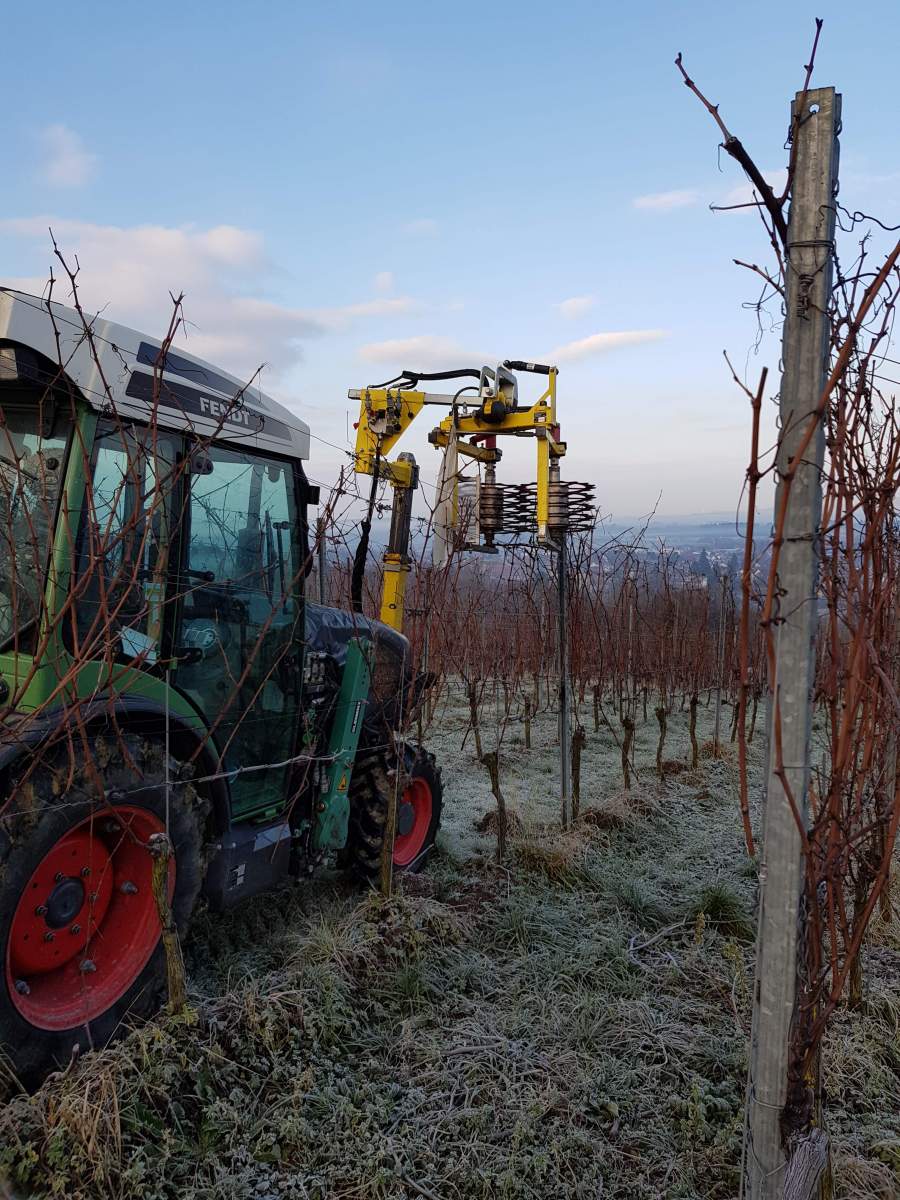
[{"x1": 0, "y1": 287, "x2": 310, "y2": 461}]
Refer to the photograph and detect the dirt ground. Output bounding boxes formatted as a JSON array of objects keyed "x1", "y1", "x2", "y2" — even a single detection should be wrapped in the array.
[{"x1": 1, "y1": 685, "x2": 898, "y2": 1200}]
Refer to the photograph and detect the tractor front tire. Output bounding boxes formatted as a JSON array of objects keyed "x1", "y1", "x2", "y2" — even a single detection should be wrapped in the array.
[
  {"x1": 346, "y1": 748, "x2": 442, "y2": 882},
  {"x1": 0, "y1": 735, "x2": 205, "y2": 1088}
]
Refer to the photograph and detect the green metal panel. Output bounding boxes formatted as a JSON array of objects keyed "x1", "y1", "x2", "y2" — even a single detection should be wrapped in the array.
[
  {"x1": 311, "y1": 637, "x2": 373, "y2": 851},
  {"x1": 0, "y1": 401, "x2": 201, "y2": 729},
  {"x1": 0, "y1": 401, "x2": 209, "y2": 745},
  {"x1": 0, "y1": 405, "x2": 95, "y2": 704},
  {"x1": 0, "y1": 395, "x2": 316, "y2": 830},
  {"x1": 0, "y1": 653, "x2": 205, "y2": 725},
  {"x1": 44, "y1": 407, "x2": 97, "y2": 648}
]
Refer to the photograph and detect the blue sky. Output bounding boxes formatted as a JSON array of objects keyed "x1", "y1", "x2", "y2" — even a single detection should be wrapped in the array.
[{"x1": 4, "y1": 1, "x2": 899, "y2": 518}]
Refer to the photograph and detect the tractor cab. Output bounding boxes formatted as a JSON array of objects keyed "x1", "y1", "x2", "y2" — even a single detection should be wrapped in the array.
[
  {"x1": 0, "y1": 287, "x2": 441, "y2": 1084},
  {"x1": 0, "y1": 289, "x2": 315, "y2": 822}
]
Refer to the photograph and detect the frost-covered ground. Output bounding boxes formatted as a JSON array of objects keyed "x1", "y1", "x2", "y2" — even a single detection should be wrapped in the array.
[{"x1": 1, "y1": 686, "x2": 898, "y2": 1200}]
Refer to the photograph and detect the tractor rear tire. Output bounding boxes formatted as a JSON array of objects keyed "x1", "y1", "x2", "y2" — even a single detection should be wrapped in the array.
[
  {"x1": 0, "y1": 734, "x2": 205, "y2": 1089},
  {"x1": 345, "y1": 748, "x2": 442, "y2": 882}
]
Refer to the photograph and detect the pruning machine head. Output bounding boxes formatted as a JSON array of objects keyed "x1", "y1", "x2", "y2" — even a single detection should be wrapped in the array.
[{"x1": 349, "y1": 359, "x2": 594, "y2": 628}]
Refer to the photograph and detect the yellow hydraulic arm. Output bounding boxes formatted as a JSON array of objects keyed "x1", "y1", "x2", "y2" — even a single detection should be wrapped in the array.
[{"x1": 348, "y1": 360, "x2": 566, "y2": 633}]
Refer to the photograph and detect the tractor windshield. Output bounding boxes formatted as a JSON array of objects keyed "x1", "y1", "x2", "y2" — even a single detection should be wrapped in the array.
[{"x1": 0, "y1": 405, "x2": 69, "y2": 650}]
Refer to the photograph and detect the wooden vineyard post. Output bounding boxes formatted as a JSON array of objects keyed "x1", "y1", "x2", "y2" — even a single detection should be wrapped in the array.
[
  {"x1": 378, "y1": 763, "x2": 399, "y2": 897},
  {"x1": 621, "y1": 716, "x2": 635, "y2": 791},
  {"x1": 571, "y1": 726, "x2": 586, "y2": 820},
  {"x1": 316, "y1": 515, "x2": 327, "y2": 604},
  {"x1": 714, "y1": 572, "x2": 727, "y2": 753},
  {"x1": 148, "y1": 833, "x2": 187, "y2": 1014},
  {"x1": 879, "y1": 569, "x2": 900, "y2": 924},
  {"x1": 558, "y1": 536, "x2": 571, "y2": 827},
  {"x1": 468, "y1": 680, "x2": 483, "y2": 760},
  {"x1": 655, "y1": 705, "x2": 668, "y2": 780},
  {"x1": 689, "y1": 694, "x2": 699, "y2": 769},
  {"x1": 481, "y1": 750, "x2": 507, "y2": 863}
]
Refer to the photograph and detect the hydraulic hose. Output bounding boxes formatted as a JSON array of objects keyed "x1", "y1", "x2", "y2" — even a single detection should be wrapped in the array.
[{"x1": 351, "y1": 448, "x2": 381, "y2": 614}]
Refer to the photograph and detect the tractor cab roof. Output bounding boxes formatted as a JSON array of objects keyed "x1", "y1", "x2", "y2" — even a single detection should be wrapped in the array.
[{"x1": 0, "y1": 287, "x2": 310, "y2": 461}]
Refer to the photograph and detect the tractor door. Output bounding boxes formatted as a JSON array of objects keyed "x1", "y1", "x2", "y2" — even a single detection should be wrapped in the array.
[
  {"x1": 175, "y1": 443, "x2": 303, "y2": 820},
  {"x1": 73, "y1": 420, "x2": 177, "y2": 666}
]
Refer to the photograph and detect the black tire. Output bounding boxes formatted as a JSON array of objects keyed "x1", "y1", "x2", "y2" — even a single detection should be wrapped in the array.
[
  {"x1": 345, "y1": 747, "x2": 442, "y2": 882},
  {"x1": 0, "y1": 734, "x2": 205, "y2": 1089}
]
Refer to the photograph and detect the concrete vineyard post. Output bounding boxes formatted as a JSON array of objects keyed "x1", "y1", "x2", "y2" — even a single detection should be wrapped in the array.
[{"x1": 744, "y1": 86, "x2": 840, "y2": 1200}]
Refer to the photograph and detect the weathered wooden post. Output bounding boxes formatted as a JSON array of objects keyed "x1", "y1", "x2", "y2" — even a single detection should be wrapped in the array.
[
  {"x1": 148, "y1": 832, "x2": 187, "y2": 1013},
  {"x1": 571, "y1": 726, "x2": 586, "y2": 820},
  {"x1": 558, "y1": 536, "x2": 571, "y2": 827},
  {"x1": 714, "y1": 572, "x2": 728, "y2": 753},
  {"x1": 316, "y1": 515, "x2": 327, "y2": 604}
]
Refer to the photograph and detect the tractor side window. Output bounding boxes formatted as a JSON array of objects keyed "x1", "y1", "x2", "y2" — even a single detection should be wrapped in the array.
[
  {"x1": 73, "y1": 424, "x2": 176, "y2": 664},
  {"x1": 176, "y1": 445, "x2": 300, "y2": 812},
  {"x1": 183, "y1": 452, "x2": 296, "y2": 593},
  {"x1": 0, "y1": 403, "x2": 69, "y2": 652}
]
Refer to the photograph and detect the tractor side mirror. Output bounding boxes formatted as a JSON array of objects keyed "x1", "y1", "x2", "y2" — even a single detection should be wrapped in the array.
[{"x1": 188, "y1": 451, "x2": 214, "y2": 475}]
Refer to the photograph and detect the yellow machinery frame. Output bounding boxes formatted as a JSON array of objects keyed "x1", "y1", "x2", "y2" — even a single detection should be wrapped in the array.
[{"x1": 349, "y1": 364, "x2": 565, "y2": 632}]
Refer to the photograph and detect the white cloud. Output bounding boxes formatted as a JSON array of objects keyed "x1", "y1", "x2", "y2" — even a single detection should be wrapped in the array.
[
  {"x1": 548, "y1": 330, "x2": 667, "y2": 363},
  {"x1": 633, "y1": 189, "x2": 699, "y2": 212},
  {"x1": 38, "y1": 124, "x2": 97, "y2": 188},
  {"x1": 358, "y1": 335, "x2": 484, "y2": 370},
  {"x1": 373, "y1": 270, "x2": 393, "y2": 294},
  {"x1": 2, "y1": 217, "x2": 417, "y2": 379},
  {"x1": 557, "y1": 295, "x2": 595, "y2": 320},
  {"x1": 195, "y1": 224, "x2": 265, "y2": 266},
  {"x1": 321, "y1": 296, "x2": 417, "y2": 324},
  {"x1": 403, "y1": 218, "x2": 439, "y2": 236},
  {"x1": 359, "y1": 328, "x2": 666, "y2": 373}
]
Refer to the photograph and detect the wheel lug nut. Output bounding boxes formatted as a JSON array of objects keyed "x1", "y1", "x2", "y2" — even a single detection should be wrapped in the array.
[
  {"x1": 80, "y1": 867, "x2": 91, "y2": 877},
  {"x1": 103, "y1": 821, "x2": 120, "y2": 834},
  {"x1": 35, "y1": 904, "x2": 48, "y2": 917},
  {"x1": 79, "y1": 959, "x2": 96, "y2": 974},
  {"x1": 120, "y1": 881, "x2": 138, "y2": 895},
  {"x1": 14, "y1": 979, "x2": 30, "y2": 996},
  {"x1": 70, "y1": 924, "x2": 81, "y2": 935},
  {"x1": 43, "y1": 931, "x2": 55, "y2": 943}
]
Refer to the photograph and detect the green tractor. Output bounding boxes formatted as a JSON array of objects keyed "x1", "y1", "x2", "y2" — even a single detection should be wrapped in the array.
[{"x1": 0, "y1": 287, "x2": 442, "y2": 1083}]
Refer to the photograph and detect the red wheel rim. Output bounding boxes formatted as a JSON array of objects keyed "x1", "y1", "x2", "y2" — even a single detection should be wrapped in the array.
[
  {"x1": 5, "y1": 807, "x2": 173, "y2": 1031},
  {"x1": 393, "y1": 777, "x2": 433, "y2": 867}
]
